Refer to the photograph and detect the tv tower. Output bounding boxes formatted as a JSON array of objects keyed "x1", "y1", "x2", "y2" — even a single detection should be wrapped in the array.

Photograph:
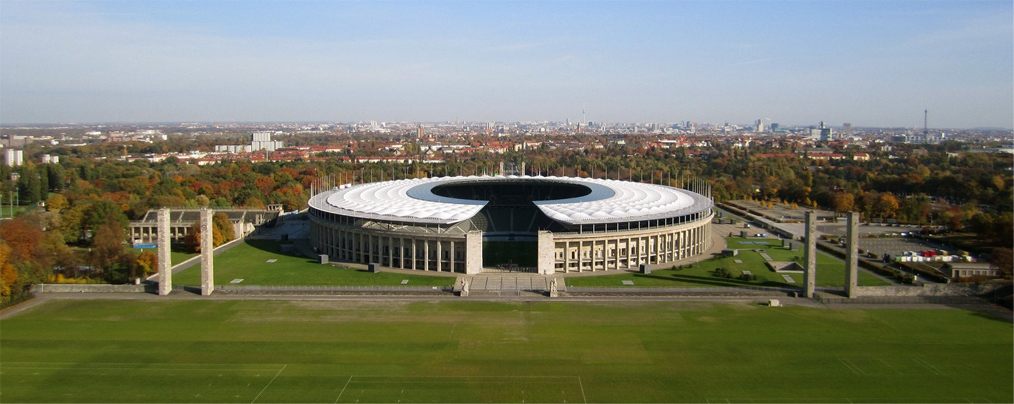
[{"x1": 923, "y1": 109, "x2": 928, "y2": 136}]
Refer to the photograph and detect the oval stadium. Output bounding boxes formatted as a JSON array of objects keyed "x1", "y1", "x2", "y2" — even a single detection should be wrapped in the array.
[{"x1": 308, "y1": 175, "x2": 714, "y2": 275}]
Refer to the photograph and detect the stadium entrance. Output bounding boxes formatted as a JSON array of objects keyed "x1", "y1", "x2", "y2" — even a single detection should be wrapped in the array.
[
  {"x1": 482, "y1": 240, "x2": 537, "y2": 272},
  {"x1": 433, "y1": 179, "x2": 579, "y2": 273}
]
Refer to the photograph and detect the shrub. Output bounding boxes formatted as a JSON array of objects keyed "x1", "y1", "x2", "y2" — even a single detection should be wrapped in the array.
[{"x1": 713, "y1": 267, "x2": 732, "y2": 278}]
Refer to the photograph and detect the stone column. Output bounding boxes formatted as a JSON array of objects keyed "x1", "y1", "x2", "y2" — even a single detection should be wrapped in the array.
[
  {"x1": 537, "y1": 231, "x2": 555, "y2": 275},
  {"x1": 423, "y1": 240, "x2": 430, "y2": 271},
  {"x1": 803, "y1": 211, "x2": 817, "y2": 298},
  {"x1": 449, "y1": 240, "x2": 456, "y2": 273},
  {"x1": 411, "y1": 239, "x2": 418, "y2": 270},
  {"x1": 157, "y1": 208, "x2": 172, "y2": 296},
  {"x1": 200, "y1": 208, "x2": 214, "y2": 296},
  {"x1": 436, "y1": 240, "x2": 443, "y2": 272},
  {"x1": 845, "y1": 211, "x2": 860, "y2": 298},
  {"x1": 465, "y1": 231, "x2": 482, "y2": 274}
]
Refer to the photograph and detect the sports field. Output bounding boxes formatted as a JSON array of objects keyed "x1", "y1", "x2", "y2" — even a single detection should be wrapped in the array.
[
  {"x1": 2, "y1": 299, "x2": 1010, "y2": 403},
  {"x1": 567, "y1": 237, "x2": 890, "y2": 288},
  {"x1": 173, "y1": 240, "x2": 454, "y2": 287}
]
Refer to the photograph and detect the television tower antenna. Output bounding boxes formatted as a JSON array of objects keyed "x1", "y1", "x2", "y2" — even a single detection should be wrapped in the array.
[{"x1": 923, "y1": 109, "x2": 928, "y2": 136}]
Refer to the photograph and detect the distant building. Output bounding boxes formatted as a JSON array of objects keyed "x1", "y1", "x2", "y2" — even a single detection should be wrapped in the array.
[
  {"x1": 128, "y1": 209, "x2": 280, "y2": 243},
  {"x1": 942, "y1": 263, "x2": 1001, "y2": 280},
  {"x1": 251, "y1": 131, "x2": 284, "y2": 151},
  {"x1": 810, "y1": 122, "x2": 833, "y2": 142},
  {"x1": 851, "y1": 152, "x2": 870, "y2": 161},
  {"x1": 4, "y1": 149, "x2": 24, "y2": 167},
  {"x1": 214, "y1": 132, "x2": 284, "y2": 153},
  {"x1": 40, "y1": 154, "x2": 59, "y2": 164}
]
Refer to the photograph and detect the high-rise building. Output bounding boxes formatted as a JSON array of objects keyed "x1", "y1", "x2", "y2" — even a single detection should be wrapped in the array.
[
  {"x1": 4, "y1": 149, "x2": 24, "y2": 167},
  {"x1": 810, "y1": 121, "x2": 833, "y2": 142}
]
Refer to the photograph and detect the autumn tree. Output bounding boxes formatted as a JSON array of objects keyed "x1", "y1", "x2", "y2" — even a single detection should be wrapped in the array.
[
  {"x1": 0, "y1": 241, "x2": 16, "y2": 302},
  {"x1": 91, "y1": 222, "x2": 127, "y2": 274},
  {"x1": 212, "y1": 212, "x2": 234, "y2": 246},
  {"x1": 135, "y1": 249, "x2": 158, "y2": 278}
]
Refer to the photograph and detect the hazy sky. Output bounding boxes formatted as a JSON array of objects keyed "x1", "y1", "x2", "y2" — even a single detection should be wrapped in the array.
[{"x1": 1, "y1": 0, "x2": 1011, "y2": 128}]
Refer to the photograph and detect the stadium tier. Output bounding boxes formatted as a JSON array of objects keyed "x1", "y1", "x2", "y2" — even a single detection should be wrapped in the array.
[{"x1": 308, "y1": 176, "x2": 714, "y2": 275}]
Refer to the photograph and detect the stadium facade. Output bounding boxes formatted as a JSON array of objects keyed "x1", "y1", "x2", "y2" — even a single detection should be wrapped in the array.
[{"x1": 308, "y1": 175, "x2": 714, "y2": 275}]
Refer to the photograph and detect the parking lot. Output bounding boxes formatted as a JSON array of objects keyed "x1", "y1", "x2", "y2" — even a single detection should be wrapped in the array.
[{"x1": 856, "y1": 237, "x2": 958, "y2": 260}]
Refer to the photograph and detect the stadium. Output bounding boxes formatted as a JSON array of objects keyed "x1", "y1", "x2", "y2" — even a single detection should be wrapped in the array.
[{"x1": 307, "y1": 175, "x2": 714, "y2": 275}]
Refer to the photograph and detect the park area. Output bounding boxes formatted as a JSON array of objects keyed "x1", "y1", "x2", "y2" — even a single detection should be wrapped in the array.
[
  {"x1": 172, "y1": 240, "x2": 454, "y2": 287},
  {"x1": 566, "y1": 237, "x2": 890, "y2": 288},
  {"x1": 1, "y1": 299, "x2": 1011, "y2": 402}
]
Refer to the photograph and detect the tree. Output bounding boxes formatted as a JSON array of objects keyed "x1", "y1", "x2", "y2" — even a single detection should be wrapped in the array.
[
  {"x1": 91, "y1": 222, "x2": 126, "y2": 273},
  {"x1": 183, "y1": 222, "x2": 202, "y2": 253},
  {"x1": 0, "y1": 218, "x2": 43, "y2": 262},
  {"x1": 0, "y1": 241, "x2": 16, "y2": 302},
  {"x1": 831, "y1": 192, "x2": 855, "y2": 213},
  {"x1": 45, "y1": 193, "x2": 68, "y2": 212},
  {"x1": 212, "y1": 212, "x2": 235, "y2": 245},
  {"x1": 135, "y1": 250, "x2": 158, "y2": 278},
  {"x1": 84, "y1": 200, "x2": 128, "y2": 242},
  {"x1": 988, "y1": 248, "x2": 1013, "y2": 278},
  {"x1": 875, "y1": 193, "x2": 900, "y2": 218}
]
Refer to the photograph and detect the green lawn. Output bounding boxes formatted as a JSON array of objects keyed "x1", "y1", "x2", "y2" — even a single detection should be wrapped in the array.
[
  {"x1": 567, "y1": 237, "x2": 890, "y2": 288},
  {"x1": 173, "y1": 240, "x2": 453, "y2": 287},
  {"x1": 1, "y1": 299, "x2": 1010, "y2": 402}
]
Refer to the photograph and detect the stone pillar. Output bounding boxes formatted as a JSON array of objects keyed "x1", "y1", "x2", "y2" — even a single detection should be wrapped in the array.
[
  {"x1": 845, "y1": 211, "x2": 860, "y2": 298},
  {"x1": 157, "y1": 208, "x2": 172, "y2": 296},
  {"x1": 803, "y1": 211, "x2": 817, "y2": 298},
  {"x1": 436, "y1": 240, "x2": 443, "y2": 272},
  {"x1": 423, "y1": 240, "x2": 430, "y2": 271},
  {"x1": 449, "y1": 240, "x2": 456, "y2": 273},
  {"x1": 465, "y1": 231, "x2": 483, "y2": 274},
  {"x1": 537, "y1": 231, "x2": 555, "y2": 275},
  {"x1": 200, "y1": 208, "x2": 214, "y2": 296},
  {"x1": 411, "y1": 239, "x2": 418, "y2": 270}
]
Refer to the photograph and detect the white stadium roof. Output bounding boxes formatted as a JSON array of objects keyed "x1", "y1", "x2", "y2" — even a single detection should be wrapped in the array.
[{"x1": 307, "y1": 175, "x2": 712, "y2": 225}]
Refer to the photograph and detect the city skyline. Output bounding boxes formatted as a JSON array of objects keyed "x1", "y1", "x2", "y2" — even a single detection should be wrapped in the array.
[{"x1": 1, "y1": 0, "x2": 1012, "y2": 129}]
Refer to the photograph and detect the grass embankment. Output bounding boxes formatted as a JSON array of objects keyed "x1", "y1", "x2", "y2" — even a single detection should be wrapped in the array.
[
  {"x1": 567, "y1": 237, "x2": 889, "y2": 288},
  {"x1": 173, "y1": 239, "x2": 453, "y2": 287},
  {"x1": 1, "y1": 300, "x2": 1010, "y2": 402}
]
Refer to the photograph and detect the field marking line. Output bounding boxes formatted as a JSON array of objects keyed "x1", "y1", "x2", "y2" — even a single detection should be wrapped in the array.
[
  {"x1": 914, "y1": 357, "x2": 944, "y2": 376},
  {"x1": 348, "y1": 375, "x2": 575, "y2": 379},
  {"x1": 838, "y1": 358, "x2": 865, "y2": 375},
  {"x1": 335, "y1": 375, "x2": 353, "y2": 404},
  {"x1": 250, "y1": 364, "x2": 286, "y2": 404},
  {"x1": 577, "y1": 376, "x2": 587, "y2": 404},
  {"x1": 876, "y1": 358, "x2": 902, "y2": 375}
]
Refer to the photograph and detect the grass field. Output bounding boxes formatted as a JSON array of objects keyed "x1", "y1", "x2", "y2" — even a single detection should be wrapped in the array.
[
  {"x1": 173, "y1": 240, "x2": 454, "y2": 287},
  {"x1": 567, "y1": 237, "x2": 890, "y2": 288},
  {"x1": 1, "y1": 299, "x2": 1010, "y2": 402}
]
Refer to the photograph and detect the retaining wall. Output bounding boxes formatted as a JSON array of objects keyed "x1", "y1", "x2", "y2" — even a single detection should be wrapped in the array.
[
  {"x1": 854, "y1": 282, "x2": 1007, "y2": 297},
  {"x1": 31, "y1": 284, "x2": 148, "y2": 293}
]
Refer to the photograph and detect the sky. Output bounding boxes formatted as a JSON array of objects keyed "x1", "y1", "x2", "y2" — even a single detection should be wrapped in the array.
[{"x1": 1, "y1": 0, "x2": 1011, "y2": 128}]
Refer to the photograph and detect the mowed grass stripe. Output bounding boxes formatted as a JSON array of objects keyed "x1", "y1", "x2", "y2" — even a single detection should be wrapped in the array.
[
  {"x1": 173, "y1": 240, "x2": 454, "y2": 287},
  {"x1": 1, "y1": 299, "x2": 1010, "y2": 403}
]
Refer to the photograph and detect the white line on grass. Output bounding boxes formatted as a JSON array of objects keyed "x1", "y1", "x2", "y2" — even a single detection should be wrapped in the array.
[
  {"x1": 335, "y1": 375, "x2": 353, "y2": 403},
  {"x1": 577, "y1": 376, "x2": 587, "y2": 404},
  {"x1": 250, "y1": 364, "x2": 287, "y2": 403}
]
